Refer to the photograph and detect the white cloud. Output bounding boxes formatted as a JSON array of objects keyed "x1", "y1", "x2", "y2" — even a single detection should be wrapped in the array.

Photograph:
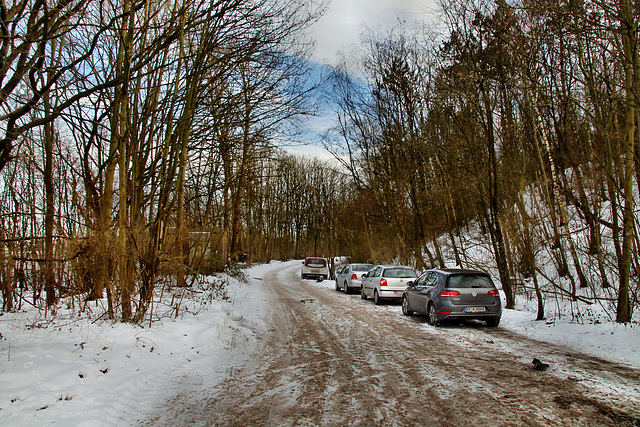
[{"x1": 310, "y1": 0, "x2": 438, "y2": 65}]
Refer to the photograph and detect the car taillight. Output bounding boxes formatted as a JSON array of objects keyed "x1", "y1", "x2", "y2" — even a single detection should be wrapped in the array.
[
  {"x1": 351, "y1": 274, "x2": 358, "y2": 280},
  {"x1": 488, "y1": 290, "x2": 500, "y2": 296},
  {"x1": 380, "y1": 278, "x2": 388, "y2": 286},
  {"x1": 440, "y1": 290, "x2": 460, "y2": 297}
]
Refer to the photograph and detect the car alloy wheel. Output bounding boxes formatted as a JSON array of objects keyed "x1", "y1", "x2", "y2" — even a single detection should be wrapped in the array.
[
  {"x1": 427, "y1": 303, "x2": 438, "y2": 326},
  {"x1": 374, "y1": 290, "x2": 381, "y2": 305},
  {"x1": 361, "y1": 287, "x2": 367, "y2": 299},
  {"x1": 335, "y1": 281, "x2": 340, "y2": 291},
  {"x1": 402, "y1": 296, "x2": 413, "y2": 316},
  {"x1": 344, "y1": 282, "x2": 349, "y2": 294}
]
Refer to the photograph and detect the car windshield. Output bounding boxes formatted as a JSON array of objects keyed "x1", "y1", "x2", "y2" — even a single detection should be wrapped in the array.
[
  {"x1": 382, "y1": 267, "x2": 416, "y2": 278},
  {"x1": 353, "y1": 264, "x2": 373, "y2": 272},
  {"x1": 447, "y1": 274, "x2": 494, "y2": 288},
  {"x1": 306, "y1": 258, "x2": 326, "y2": 267}
]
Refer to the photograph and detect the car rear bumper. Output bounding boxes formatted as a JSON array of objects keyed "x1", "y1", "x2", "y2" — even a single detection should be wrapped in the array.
[
  {"x1": 346, "y1": 280, "x2": 363, "y2": 288},
  {"x1": 438, "y1": 308, "x2": 501, "y2": 322},
  {"x1": 303, "y1": 274, "x2": 327, "y2": 280},
  {"x1": 378, "y1": 289, "x2": 404, "y2": 298}
]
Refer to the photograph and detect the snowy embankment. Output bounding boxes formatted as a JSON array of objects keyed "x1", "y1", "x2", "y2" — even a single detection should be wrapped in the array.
[
  {"x1": 0, "y1": 259, "x2": 638, "y2": 425},
  {"x1": 0, "y1": 262, "x2": 276, "y2": 426}
]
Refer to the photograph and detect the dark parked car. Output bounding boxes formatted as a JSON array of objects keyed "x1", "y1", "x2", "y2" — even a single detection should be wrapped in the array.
[{"x1": 402, "y1": 268, "x2": 502, "y2": 327}]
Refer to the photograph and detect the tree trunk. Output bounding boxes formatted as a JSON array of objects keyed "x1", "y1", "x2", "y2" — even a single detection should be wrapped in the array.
[
  {"x1": 43, "y1": 92, "x2": 57, "y2": 310},
  {"x1": 117, "y1": 0, "x2": 135, "y2": 321},
  {"x1": 480, "y1": 84, "x2": 514, "y2": 309},
  {"x1": 515, "y1": 191, "x2": 544, "y2": 320},
  {"x1": 230, "y1": 67, "x2": 253, "y2": 262},
  {"x1": 617, "y1": 0, "x2": 637, "y2": 323}
]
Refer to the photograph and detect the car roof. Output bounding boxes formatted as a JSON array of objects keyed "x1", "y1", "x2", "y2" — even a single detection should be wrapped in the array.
[
  {"x1": 375, "y1": 264, "x2": 414, "y2": 269},
  {"x1": 428, "y1": 268, "x2": 489, "y2": 276}
]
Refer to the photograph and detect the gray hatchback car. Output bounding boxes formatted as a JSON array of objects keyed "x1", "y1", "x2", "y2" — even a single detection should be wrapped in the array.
[{"x1": 402, "y1": 268, "x2": 502, "y2": 327}]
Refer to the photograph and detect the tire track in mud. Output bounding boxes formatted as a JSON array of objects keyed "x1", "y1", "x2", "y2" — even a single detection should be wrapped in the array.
[{"x1": 144, "y1": 263, "x2": 640, "y2": 426}]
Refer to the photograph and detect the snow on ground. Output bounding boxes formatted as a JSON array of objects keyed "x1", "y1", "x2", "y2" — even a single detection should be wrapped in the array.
[
  {"x1": 0, "y1": 261, "x2": 277, "y2": 426},
  {"x1": 1, "y1": 259, "x2": 639, "y2": 426}
]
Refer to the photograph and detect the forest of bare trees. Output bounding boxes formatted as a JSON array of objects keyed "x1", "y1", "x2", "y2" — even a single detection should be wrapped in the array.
[
  {"x1": 0, "y1": 0, "x2": 336, "y2": 321},
  {"x1": 0, "y1": 0, "x2": 638, "y2": 324},
  {"x1": 325, "y1": 0, "x2": 639, "y2": 323}
]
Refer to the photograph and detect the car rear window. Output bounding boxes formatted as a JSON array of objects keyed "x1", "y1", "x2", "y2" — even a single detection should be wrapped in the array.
[
  {"x1": 306, "y1": 258, "x2": 326, "y2": 267},
  {"x1": 382, "y1": 267, "x2": 416, "y2": 278},
  {"x1": 353, "y1": 264, "x2": 373, "y2": 272},
  {"x1": 447, "y1": 274, "x2": 494, "y2": 288}
]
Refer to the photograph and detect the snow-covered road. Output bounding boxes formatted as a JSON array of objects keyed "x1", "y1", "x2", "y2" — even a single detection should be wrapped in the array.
[{"x1": 141, "y1": 262, "x2": 640, "y2": 426}]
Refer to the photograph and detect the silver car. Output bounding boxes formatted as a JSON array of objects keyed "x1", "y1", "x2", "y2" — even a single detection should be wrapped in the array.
[
  {"x1": 402, "y1": 268, "x2": 502, "y2": 327},
  {"x1": 361, "y1": 265, "x2": 417, "y2": 305},
  {"x1": 335, "y1": 263, "x2": 374, "y2": 293},
  {"x1": 301, "y1": 257, "x2": 329, "y2": 281}
]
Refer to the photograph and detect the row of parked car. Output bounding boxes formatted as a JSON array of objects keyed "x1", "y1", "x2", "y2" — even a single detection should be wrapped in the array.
[{"x1": 302, "y1": 257, "x2": 502, "y2": 327}]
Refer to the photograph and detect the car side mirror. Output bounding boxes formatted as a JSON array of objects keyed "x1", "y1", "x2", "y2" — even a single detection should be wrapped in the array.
[{"x1": 407, "y1": 281, "x2": 414, "y2": 287}]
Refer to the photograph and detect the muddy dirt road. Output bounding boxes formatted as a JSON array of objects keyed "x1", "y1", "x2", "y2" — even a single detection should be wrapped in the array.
[{"x1": 144, "y1": 262, "x2": 640, "y2": 426}]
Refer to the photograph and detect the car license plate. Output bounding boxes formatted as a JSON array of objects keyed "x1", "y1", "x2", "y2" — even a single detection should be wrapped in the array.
[{"x1": 465, "y1": 306, "x2": 486, "y2": 313}]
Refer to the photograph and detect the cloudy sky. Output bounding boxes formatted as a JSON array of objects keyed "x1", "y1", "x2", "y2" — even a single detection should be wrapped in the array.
[
  {"x1": 309, "y1": 0, "x2": 439, "y2": 65},
  {"x1": 288, "y1": 0, "x2": 440, "y2": 159}
]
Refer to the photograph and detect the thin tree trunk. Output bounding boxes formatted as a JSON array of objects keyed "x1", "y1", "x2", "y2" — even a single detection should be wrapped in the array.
[
  {"x1": 117, "y1": 0, "x2": 135, "y2": 321},
  {"x1": 230, "y1": 66, "x2": 253, "y2": 262},
  {"x1": 515, "y1": 191, "x2": 544, "y2": 320},
  {"x1": 43, "y1": 91, "x2": 57, "y2": 310},
  {"x1": 1, "y1": 240, "x2": 14, "y2": 312},
  {"x1": 480, "y1": 84, "x2": 514, "y2": 309},
  {"x1": 98, "y1": 125, "x2": 118, "y2": 319},
  {"x1": 616, "y1": 0, "x2": 637, "y2": 323},
  {"x1": 577, "y1": 25, "x2": 621, "y2": 289},
  {"x1": 175, "y1": 115, "x2": 191, "y2": 287},
  {"x1": 433, "y1": 236, "x2": 445, "y2": 268},
  {"x1": 173, "y1": 12, "x2": 191, "y2": 288}
]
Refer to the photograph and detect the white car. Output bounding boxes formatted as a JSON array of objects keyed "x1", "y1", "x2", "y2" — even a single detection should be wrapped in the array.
[
  {"x1": 301, "y1": 257, "x2": 329, "y2": 281},
  {"x1": 335, "y1": 263, "x2": 374, "y2": 293},
  {"x1": 361, "y1": 265, "x2": 417, "y2": 305}
]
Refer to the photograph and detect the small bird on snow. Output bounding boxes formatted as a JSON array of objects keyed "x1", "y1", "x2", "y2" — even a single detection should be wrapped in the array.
[{"x1": 532, "y1": 358, "x2": 549, "y2": 371}]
